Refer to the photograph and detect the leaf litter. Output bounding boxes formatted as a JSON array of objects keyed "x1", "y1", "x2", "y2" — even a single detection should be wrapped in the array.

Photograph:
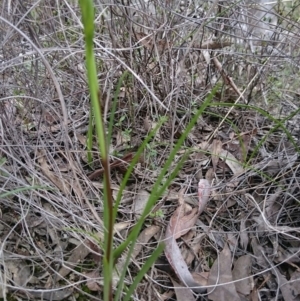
[{"x1": 1, "y1": 1, "x2": 300, "y2": 301}]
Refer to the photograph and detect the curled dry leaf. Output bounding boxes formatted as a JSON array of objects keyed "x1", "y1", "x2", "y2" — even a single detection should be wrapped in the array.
[{"x1": 164, "y1": 179, "x2": 211, "y2": 293}]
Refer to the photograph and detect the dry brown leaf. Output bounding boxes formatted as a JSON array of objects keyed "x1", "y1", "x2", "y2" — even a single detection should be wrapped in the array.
[
  {"x1": 133, "y1": 189, "x2": 150, "y2": 218},
  {"x1": 191, "y1": 272, "x2": 209, "y2": 287},
  {"x1": 85, "y1": 270, "x2": 102, "y2": 291},
  {"x1": 113, "y1": 225, "x2": 161, "y2": 288},
  {"x1": 172, "y1": 279, "x2": 196, "y2": 301},
  {"x1": 204, "y1": 142, "x2": 244, "y2": 177},
  {"x1": 219, "y1": 149, "x2": 244, "y2": 176},
  {"x1": 271, "y1": 267, "x2": 300, "y2": 301},
  {"x1": 5, "y1": 260, "x2": 31, "y2": 287},
  {"x1": 273, "y1": 245, "x2": 300, "y2": 264},
  {"x1": 227, "y1": 233, "x2": 238, "y2": 252},
  {"x1": 169, "y1": 204, "x2": 199, "y2": 239},
  {"x1": 250, "y1": 288, "x2": 260, "y2": 301},
  {"x1": 135, "y1": 32, "x2": 172, "y2": 53},
  {"x1": 211, "y1": 139, "x2": 223, "y2": 172},
  {"x1": 224, "y1": 131, "x2": 255, "y2": 163},
  {"x1": 58, "y1": 238, "x2": 101, "y2": 279},
  {"x1": 165, "y1": 180, "x2": 211, "y2": 293},
  {"x1": 37, "y1": 149, "x2": 71, "y2": 194},
  {"x1": 28, "y1": 289, "x2": 72, "y2": 301},
  {"x1": 193, "y1": 40, "x2": 233, "y2": 49},
  {"x1": 159, "y1": 290, "x2": 174, "y2": 300},
  {"x1": 132, "y1": 225, "x2": 161, "y2": 259},
  {"x1": 265, "y1": 188, "x2": 282, "y2": 223},
  {"x1": 114, "y1": 221, "x2": 131, "y2": 232},
  {"x1": 240, "y1": 219, "x2": 249, "y2": 250},
  {"x1": 290, "y1": 271, "x2": 300, "y2": 296},
  {"x1": 232, "y1": 255, "x2": 253, "y2": 296},
  {"x1": 251, "y1": 238, "x2": 276, "y2": 290},
  {"x1": 208, "y1": 243, "x2": 241, "y2": 301}
]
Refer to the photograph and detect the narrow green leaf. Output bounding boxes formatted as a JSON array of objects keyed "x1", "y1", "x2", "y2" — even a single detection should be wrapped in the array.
[
  {"x1": 122, "y1": 243, "x2": 165, "y2": 301},
  {"x1": 114, "y1": 86, "x2": 217, "y2": 259}
]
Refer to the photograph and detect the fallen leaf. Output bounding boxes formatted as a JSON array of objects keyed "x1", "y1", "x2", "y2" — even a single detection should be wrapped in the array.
[
  {"x1": 133, "y1": 189, "x2": 150, "y2": 218},
  {"x1": 172, "y1": 279, "x2": 196, "y2": 301},
  {"x1": 165, "y1": 180, "x2": 211, "y2": 293},
  {"x1": 208, "y1": 243, "x2": 241, "y2": 301},
  {"x1": 132, "y1": 225, "x2": 161, "y2": 259},
  {"x1": 227, "y1": 232, "x2": 238, "y2": 252},
  {"x1": 28, "y1": 289, "x2": 72, "y2": 301},
  {"x1": 37, "y1": 149, "x2": 71, "y2": 194},
  {"x1": 58, "y1": 237, "x2": 102, "y2": 279},
  {"x1": 191, "y1": 272, "x2": 209, "y2": 287},
  {"x1": 211, "y1": 139, "x2": 223, "y2": 172},
  {"x1": 219, "y1": 149, "x2": 244, "y2": 176},
  {"x1": 271, "y1": 267, "x2": 300, "y2": 301},
  {"x1": 85, "y1": 270, "x2": 102, "y2": 291},
  {"x1": 113, "y1": 225, "x2": 161, "y2": 288},
  {"x1": 290, "y1": 271, "x2": 300, "y2": 296},
  {"x1": 5, "y1": 259, "x2": 31, "y2": 287},
  {"x1": 159, "y1": 290, "x2": 174, "y2": 300},
  {"x1": 232, "y1": 255, "x2": 253, "y2": 296},
  {"x1": 239, "y1": 218, "x2": 249, "y2": 250},
  {"x1": 251, "y1": 237, "x2": 276, "y2": 290}
]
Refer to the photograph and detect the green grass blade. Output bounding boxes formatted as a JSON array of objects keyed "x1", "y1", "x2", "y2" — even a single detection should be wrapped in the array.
[
  {"x1": 211, "y1": 102, "x2": 300, "y2": 159},
  {"x1": 112, "y1": 116, "x2": 168, "y2": 223},
  {"x1": 114, "y1": 85, "x2": 217, "y2": 259},
  {"x1": 114, "y1": 153, "x2": 188, "y2": 299},
  {"x1": 122, "y1": 243, "x2": 165, "y2": 301}
]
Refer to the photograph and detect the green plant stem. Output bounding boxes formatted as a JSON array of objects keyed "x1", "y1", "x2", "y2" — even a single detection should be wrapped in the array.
[{"x1": 79, "y1": 1, "x2": 114, "y2": 300}]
